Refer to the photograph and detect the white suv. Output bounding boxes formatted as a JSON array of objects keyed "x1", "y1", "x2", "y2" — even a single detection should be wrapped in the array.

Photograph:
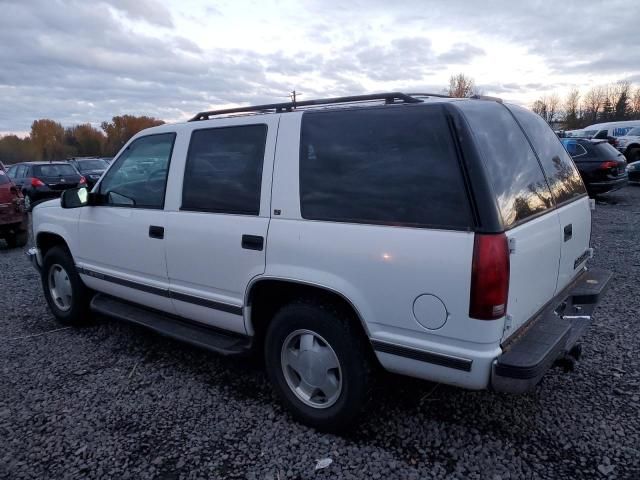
[{"x1": 28, "y1": 93, "x2": 610, "y2": 431}]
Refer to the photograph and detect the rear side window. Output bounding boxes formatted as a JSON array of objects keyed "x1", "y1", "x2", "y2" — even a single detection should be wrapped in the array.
[
  {"x1": 560, "y1": 139, "x2": 587, "y2": 158},
  {"x1": 182, "y1": 125, "x2": 267, "y2": 215},
  {"x1": 457, "y1": 101, "x2": 553, "y2": 229},
  {"x1": 299, "y1": 105, "x2": 472, "y2": 229},
  {"x1": 508, "y1": 105, "x2": 586, "y2": 204},
  {"x1": 593, "y1": 142, "x2": 625, "y2": 158},
  {"x1": 34, "y1": 165, "x2": 77, "y2": 177}
]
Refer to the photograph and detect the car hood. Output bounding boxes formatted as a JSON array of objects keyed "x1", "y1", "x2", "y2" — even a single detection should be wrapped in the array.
[{"x1": 33, "y1": 198, "x2": 62, "y2": 210}]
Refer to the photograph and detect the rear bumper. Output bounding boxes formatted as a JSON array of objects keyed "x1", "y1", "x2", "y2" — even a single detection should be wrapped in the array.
[
  {"x1": 491, "y1": 267, "x2": 611, "y2": 393},
  {"x1": 587, "y1": 177, "x2": 628, "y2": 194}
]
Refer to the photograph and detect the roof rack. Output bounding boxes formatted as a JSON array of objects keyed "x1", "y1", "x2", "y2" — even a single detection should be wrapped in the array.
[
  {"x1": 189, "y1": 92, "x2": 424, "y2": 121},
  {"x1": 406, "y1": 92, "x2": 451, "y2": 98}
]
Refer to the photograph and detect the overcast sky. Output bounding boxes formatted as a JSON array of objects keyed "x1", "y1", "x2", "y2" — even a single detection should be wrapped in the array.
[{"x1": 1, "y1": 0, "x2": 638, "y2": 134}]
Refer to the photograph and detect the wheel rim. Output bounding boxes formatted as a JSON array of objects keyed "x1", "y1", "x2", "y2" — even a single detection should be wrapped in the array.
[
  {"x1": 281, "y1": 329, "x2": 342, "y2": 409},
  {"x1": 48, "y1": 263, "x2": 73, "y2": 312}
]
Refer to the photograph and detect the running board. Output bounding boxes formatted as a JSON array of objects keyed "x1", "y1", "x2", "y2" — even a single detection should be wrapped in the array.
[{"x1": 90, "y1": 294, "x2": 251, "y2": 355}]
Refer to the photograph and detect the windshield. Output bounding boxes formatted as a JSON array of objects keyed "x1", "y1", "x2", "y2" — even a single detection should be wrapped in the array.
[
  {"x1": 626, "y1": 127, "x2": 640, "y2": 136},
  {"x1": 34, "y1": 164, "x2": 77, "y2": 177},
  {"x1": 77, "y1": 159, "x2": 108, "y2": 172}
]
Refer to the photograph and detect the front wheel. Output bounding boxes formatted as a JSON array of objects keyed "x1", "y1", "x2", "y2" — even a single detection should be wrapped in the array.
[
  {"x1": 628, "y1": 148, "x2": 640, "y2": 163},
  {"x1": 42, "y1": 246, "x2": 92, "y2": 325},
  {"x1": 264, "y1": 300, "x2": 373, "y2": 432}
]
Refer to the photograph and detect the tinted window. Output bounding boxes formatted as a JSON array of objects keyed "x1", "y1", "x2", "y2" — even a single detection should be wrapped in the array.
[
  {"x1": 6, "y1": 165, "x2": 17, "y2": 178},
  {"x1": 457, "y1": 101, "x2": 552, "y2": 228},
  {"x1": 560, "y1": 139, "x2": 588, "y2": 157},
  {"x1": 627, "y1": 127, "x2": 640, "y2": 136},
  {"x1": 300, "y1": 105, "x2": 472, "y2": 229},
  {"x1": 99, "y1": 133, "x2": 175, "y2": 209},
  {"x1": 593, "y1": 142, "x2": 625, "y2": 159},
  {"x1": 593, "y1": 130, "x2": 608, "y2": 140},
  {"x1": 34, "y1": 164, "x2": 77, "y2": 177},
  {"x1": 15, "y1": 165, "x2": 27, "y2": 178},
  {"x1": 182, "y1": 125, "x2": 266, "y2": 215},
  {"x1": 508, "y1": 105, "x2": 586, "y2": 204},
  {"x1": 76, "y1": 159, "x2": 109, "y2": 172}
]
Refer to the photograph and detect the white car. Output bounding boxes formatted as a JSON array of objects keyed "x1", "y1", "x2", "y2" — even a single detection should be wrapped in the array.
[
  {"x1": 28, "y1": 93, "x2": 611, "y2": 431},
  {"x1": 616, "y1": 126, "x2": 640, "y2": 162}
]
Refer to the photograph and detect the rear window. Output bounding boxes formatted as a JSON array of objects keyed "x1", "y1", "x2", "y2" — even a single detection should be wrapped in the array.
[
  {"x1": 0, "y1": 169, "x2": 10, "y2": 185},
  {"x1": 593, "y1": 142, "x2": 624, "y2": 158},
  {"x1": 299, "y1": 105, "x2": 472, "y2": 229},
  {"x1": 457, "y1": 101, "x2": 553, "y2": 229},
  {"x1": 561, "y1": 139, "x2": 588, "y2": 157},
  {"x1": 508, "y1": 105, "x2": 586, "y2": 204},
  {"x1": 33, "y1": 164, "x2": 77, "y2": 177},
  {"x1": 76, "y1": 159, "x2": 108, "y2": 172}
]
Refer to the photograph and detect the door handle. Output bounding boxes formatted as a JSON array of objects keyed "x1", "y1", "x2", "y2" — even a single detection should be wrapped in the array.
[
  {"x1": 149, "y1": 225, "x2": 165, "y2": 239},
  {"x1": 242, "y1": 234, "x2": 264, "y2": 251},
  {"x1": 563, "y1": 224, "x2": 572, "y2": 242}
]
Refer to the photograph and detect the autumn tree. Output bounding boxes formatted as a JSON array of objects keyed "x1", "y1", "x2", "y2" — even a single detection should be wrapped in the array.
[
  {"x1": 583, "y1": 86, "x2": 605, "y2": 123},
  {"x1": 531, "y1": 94, "x2": 560, "y2": 123},
  {"x1": 65, "y1": 123, "x2": 106, "y2": 157},
  {"x1": 30, "y1": 119, "x2": 67, "y2": 161},
  {"x1": 448, "y1": 73, "x2": 478, "y2": 98},
  {"x1": 632, "y1": 87, "x2": 640, "y2": 119},
  {"x1": 564, "y1": 88, "x2": 581, "y2": 129},
  {"x1": 0, "y1": 135, "x2": 38, "y2": 164},
  {"x1": 101, "y1": 115, "x2": 164, "y2": 156}
]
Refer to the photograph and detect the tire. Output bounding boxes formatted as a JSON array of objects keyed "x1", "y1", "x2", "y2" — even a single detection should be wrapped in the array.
[
  {"x1": 5, "y1": 231, "x2": 28, "y2": 248},
  {"x1": 41, "y1": 246, "x2": 92, "y2": 325},
  {"x1": 628, "y1": 148, "x2": 640, "y2": 163},
  {"x1": 264, "y1": 299, "x2": 373, "y2": 432}
]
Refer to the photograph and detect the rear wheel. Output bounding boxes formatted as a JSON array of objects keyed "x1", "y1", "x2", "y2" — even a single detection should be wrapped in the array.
[
  {"x1": 42, "y1": 246, "x2": 92, "y2": 325},
  {"x1": 264, "y1": 299, "x2": 372, "y2": 432},
  {"x1": 628, "y1": 148, "x2": 640, "y2": 163},
  {"x1": 5, "y1": 231, "x2": 28, "y2": 248}
]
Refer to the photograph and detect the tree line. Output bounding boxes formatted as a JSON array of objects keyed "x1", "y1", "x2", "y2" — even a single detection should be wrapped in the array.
[
  {"x1": 531, "y1": 81, "x2": 640, "y2": 129},
  {"x1": 0, "y1": 115, "x2": 164, "y2": 165}
]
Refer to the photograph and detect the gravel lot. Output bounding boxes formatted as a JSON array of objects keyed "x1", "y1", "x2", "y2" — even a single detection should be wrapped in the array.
[{"x1": 1, "y1": 187, "x2": 639, "y2": 480}]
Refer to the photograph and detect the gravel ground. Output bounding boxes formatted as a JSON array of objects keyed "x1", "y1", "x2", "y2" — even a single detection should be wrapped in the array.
[{"x1": 1, "y1": 187, "x2": 639, "y2": 480}]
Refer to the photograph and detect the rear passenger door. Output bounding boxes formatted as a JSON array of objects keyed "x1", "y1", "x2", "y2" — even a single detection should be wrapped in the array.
[
  {"x1": 164, "y1": 118, "x2": 278, "y2": 334},
  {"x1": 508, "y1": 105, "x2": 590, "y2": 293}
]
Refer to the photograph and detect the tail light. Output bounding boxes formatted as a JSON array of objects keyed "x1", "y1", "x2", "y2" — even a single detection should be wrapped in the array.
[
  {"x1": 31, "y1": 178, "x2": 45, "y2": 187},
  {"x1": 469, "y1": 233, "x2": 510, "y2": 320},
  {"x1": 79, "y1": 176, "x2": 87, "y2": 185},
  {"x1": 599, "y1": 161, "x2": 618, "y2": 170}
]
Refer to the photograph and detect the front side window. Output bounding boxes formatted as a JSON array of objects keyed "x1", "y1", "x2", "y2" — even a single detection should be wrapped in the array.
[
  {"x1": 458, "y1": 101, "x2": 553, "y2": 229},
  {"x1": 99, "y1": 133, "x2": 175, "y2": 208},
  {"x1": 508, "y1": 105, "x2": 586, "y2": 204},
  {"x1": 300, "y1": 105, "x2": 472, "y2": 229},
  {"x1": 182, "y1": 125, "x2": 267, "y2": 215}
]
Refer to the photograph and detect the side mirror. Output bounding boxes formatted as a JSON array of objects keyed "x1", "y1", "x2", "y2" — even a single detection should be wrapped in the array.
[{"x1": 61, "y1": 187, "x2": 89, "y2": 209}]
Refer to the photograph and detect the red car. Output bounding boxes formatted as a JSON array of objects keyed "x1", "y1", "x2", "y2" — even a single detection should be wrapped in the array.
[{"x1": 0, "y1": 162, "x2": 28, "y2": 248}]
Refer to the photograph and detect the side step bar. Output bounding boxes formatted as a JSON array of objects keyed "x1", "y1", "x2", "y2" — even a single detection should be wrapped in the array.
[
  {"x1": 492, "y1": 267, "x2": 611, "y2": 394},
  {"x1": 90, "y1": 294, "x2": 251, "y2": 356}
]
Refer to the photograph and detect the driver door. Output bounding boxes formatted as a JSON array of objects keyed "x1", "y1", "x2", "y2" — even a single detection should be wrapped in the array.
[{"x1": 75, "y1": 132, "x2": 176, "y2": 314}]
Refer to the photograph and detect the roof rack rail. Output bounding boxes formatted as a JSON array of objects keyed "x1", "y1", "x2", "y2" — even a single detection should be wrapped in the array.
[
  {"x1": 470, "y1": 94, "x2": 503, "y2": 103},
  {"x1": 406, "y1": 92, "x2": 451, "y2": 98},
  {"x1": 189, "y1": 92, "x2": 423, "y2": 121}
]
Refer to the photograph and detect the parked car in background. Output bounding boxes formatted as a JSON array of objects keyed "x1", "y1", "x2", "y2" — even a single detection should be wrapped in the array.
[
  {"x1": 584, "y1": 120, "x2": 640, "y2": 149},
  {"x1": 615, "y1": 127, "x2": 640, "y2": 163},
  {"x1": 626, "y1": 161, "x2": 640, "y2": 184},
  {"x1": 5, "y1": 161, "x2": 86, "y2": 211},
  {"x1": 0, "y1": 162, "x2": 28, "y2": 247},
  {"x1": 28, "y1": 93, "x2": 610, "y2": 431},
  {"x1": 68, "y1": 157, "x2": 109, "y2": 188},
  {"x1": 565, "y1": 129, "x2": 598, "y2": 138},
  {"x1": 561, "y1": 138, "x2": 628, "y2": 196}
]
